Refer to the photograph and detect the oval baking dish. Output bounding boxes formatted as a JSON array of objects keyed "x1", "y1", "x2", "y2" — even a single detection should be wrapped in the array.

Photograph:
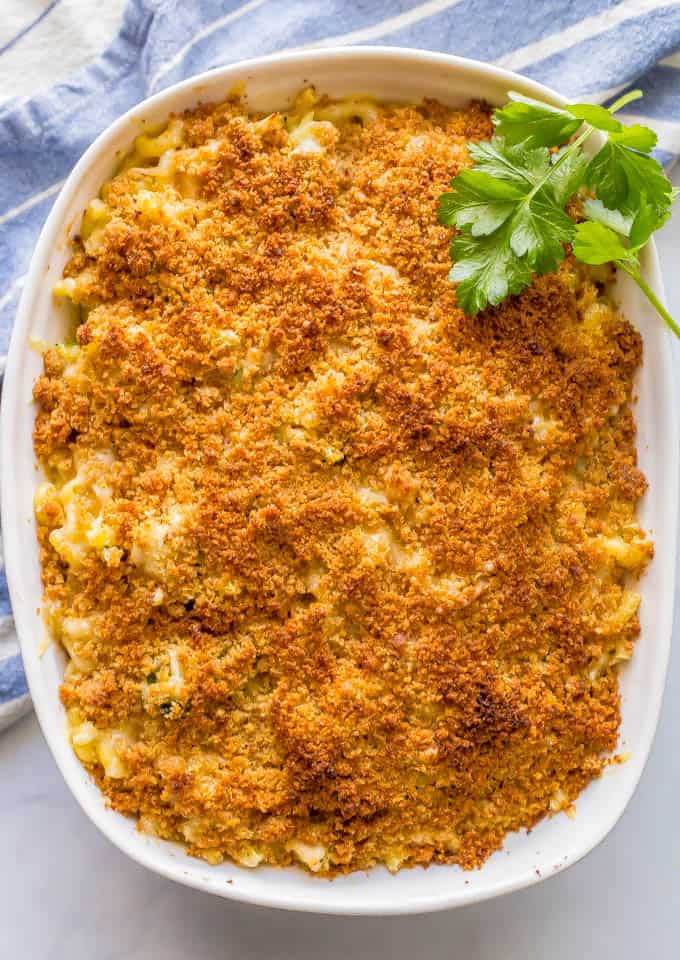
[{"x1": 2, "y1": 46, "x2": 677, "y2": 915}]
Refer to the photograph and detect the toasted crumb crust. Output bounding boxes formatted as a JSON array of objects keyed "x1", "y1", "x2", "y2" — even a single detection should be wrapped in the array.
[{"x1": 33, "y1": 93, "x2": 651, "y2": 875}]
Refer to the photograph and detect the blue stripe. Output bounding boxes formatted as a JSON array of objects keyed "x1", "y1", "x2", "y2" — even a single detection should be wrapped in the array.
[
  {"x1": 332, "y1": 0, "x2": 620, "y2": 65},
  {"x1": 154, "y1": 0, "x2": 620, "y2": 95},
  {"x1": 610, "y1": 65, "x2": 680, "y2": 122},
  {"x1": 0, "y1": 297, "x2": 22, "y2": 354},
  {"x1": 152, "y1": 0, "x2": 466, "y2": 91},
  {"x1": 0, "y1": 0, "x2": 62, "y2": 58},
  {"x1": 0, "y1": 1, "x2": 155, "y2": 215},
  {"x1": 0, "y1": 193, "x2": 63, "y2": 317},
  {"x1": 0, "y1": 653, "x2": 29, "y2": 702},
  {"x1": 0, "y1": 570, "x2": 11, "y2": 618},
  {"x1": 522, "y1": 6, "x2": 680, "y2": 98}
]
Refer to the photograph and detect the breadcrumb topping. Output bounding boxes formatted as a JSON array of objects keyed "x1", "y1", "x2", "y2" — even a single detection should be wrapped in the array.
[{"x1": 33, "y1": 92, "x2": 651, "y2": 875}]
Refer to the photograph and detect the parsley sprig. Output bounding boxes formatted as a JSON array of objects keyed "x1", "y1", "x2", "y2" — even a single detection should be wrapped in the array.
[{"x1": 437, "y1": 90, "x2": 679, "y2": 336}]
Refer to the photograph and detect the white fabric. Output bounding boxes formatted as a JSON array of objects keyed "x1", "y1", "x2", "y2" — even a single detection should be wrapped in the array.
[{"x1": 0, "y1": 0, "x2": 127, "y2": 106}]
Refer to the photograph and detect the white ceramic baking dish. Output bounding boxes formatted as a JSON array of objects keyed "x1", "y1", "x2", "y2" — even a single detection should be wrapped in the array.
[{"x1": 2, "y1": 46, "x2": 677, "y2": 915}]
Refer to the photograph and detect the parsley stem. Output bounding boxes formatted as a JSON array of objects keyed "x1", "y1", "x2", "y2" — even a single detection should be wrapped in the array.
[
  {"x1": 608, "y1": 89, "x2": 643, "y2": 115},
  {"x1": 619, "y1": 262, "x2": 680, "y2": 339},
  {"x1": 525, "y1": 127, "x2": 592, "y2": 204}
]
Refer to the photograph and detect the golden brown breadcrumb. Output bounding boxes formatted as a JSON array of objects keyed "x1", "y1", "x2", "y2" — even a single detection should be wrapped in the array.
[{"x1": 33, "y1": 92, "x2": 651, "y2": 875}]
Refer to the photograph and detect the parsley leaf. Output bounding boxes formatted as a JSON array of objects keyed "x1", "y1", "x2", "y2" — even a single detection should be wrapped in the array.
[
  {"x1": 550, "y1": 149, "x2": 589, "y2": 204},
  {"x1": 582, "y1": 198, "x2": 633, "y2": 236},
  {"x1": 468, "y1": 138, "x2": 550, "y2": 185},
  {"x1": 609, "y1": 125, "x2": 657, "y2": 152},
  {"x1": 438, "y1": 137, "x2": 578, "y2": 291},
  {"x1": 508, "y1": 190, "x2": 574, "y2": 271},
  {"x1": 566, "y1": 103, "x2": 623, "y2": 132},
  {"x1": 586, "y1": 141, "x2": 671, "y2": 211},
  {"x1": 437, "y1": 169, "x2": 524, "y2": 236},
  {"x1": 573, "y1": 216, "x2": 680, "y2": 339},
  {"x1": 493, "y1": 93, "x2": 580, "y2": 148},
  {"x1": 628, "y1": 195, "x2": 670, "y2": 248},
  {"x1": 572, "y1": 221, "x2": 632, "y2": 265},
  {"x1": 438, "y1": 88, "x2": 678, "y2": 336},
  {"x1": 449, "y1": 224, "x2": 531, "y2": 315}
]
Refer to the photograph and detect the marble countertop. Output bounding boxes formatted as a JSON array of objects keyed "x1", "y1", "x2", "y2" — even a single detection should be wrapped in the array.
[{"x1": 2, "y1": 182, "x2": 678, "y2": 960}]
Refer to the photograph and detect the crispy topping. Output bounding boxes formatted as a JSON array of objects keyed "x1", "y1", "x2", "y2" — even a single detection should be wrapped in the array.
[{"x1": 34, "y1": 92, "x2": 650, "y2": 874}]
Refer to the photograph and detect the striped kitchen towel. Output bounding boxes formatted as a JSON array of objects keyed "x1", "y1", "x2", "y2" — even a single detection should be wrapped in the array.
[{"x1": 1, "y1": 0, "x2": 679, "y2": 730}]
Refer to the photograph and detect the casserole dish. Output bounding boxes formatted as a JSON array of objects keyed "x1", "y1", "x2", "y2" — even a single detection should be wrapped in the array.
[{"x1": 2, "y1": 46, "x2": 677, "y2": 914}]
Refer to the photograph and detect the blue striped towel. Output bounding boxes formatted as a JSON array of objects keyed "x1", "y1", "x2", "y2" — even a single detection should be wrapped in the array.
[{"x1": 1, "y1": 0, "x2": 679, "y2": 730}]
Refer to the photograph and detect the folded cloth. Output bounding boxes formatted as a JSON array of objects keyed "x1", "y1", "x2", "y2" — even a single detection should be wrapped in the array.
[{"x1": 1, "y1": 0, "x2": 679, "y2": 731}]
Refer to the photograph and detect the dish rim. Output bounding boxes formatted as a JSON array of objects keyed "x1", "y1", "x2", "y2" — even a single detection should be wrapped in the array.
[{"x1": 2, "y1": 44, "x2": 677, "y2": 915}]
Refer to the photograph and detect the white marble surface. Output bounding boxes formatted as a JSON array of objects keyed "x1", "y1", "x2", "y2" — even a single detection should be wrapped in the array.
[{"x1": 1, "y1": 178, "x2": 678, "y2": 959}]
